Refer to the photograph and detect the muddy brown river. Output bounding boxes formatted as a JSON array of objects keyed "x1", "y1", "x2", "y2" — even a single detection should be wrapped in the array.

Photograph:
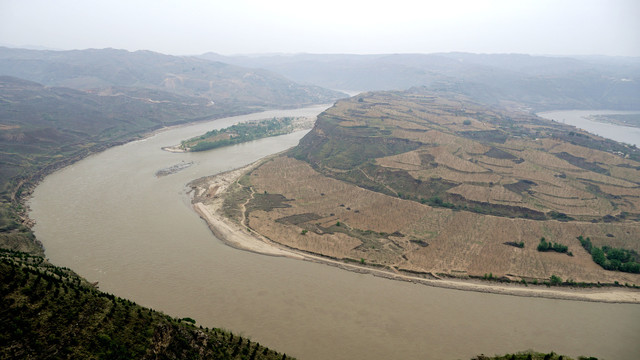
[{"x1": 30, "y1": 107, "x2": 640, "y2": 359}]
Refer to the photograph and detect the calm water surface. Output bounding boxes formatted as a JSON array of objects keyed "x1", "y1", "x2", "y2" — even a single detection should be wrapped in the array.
[
  {"x1": 30, "y1": 106, "x2": 640, "y2": 360},
  {"x1": 539, "y1": 110, "x2": 640, "y2": 146}
]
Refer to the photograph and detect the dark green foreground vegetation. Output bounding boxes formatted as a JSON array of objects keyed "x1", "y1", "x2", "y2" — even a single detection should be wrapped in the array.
[{"x1": 0, "y1": 249, "x2": 292, "y2": 360}]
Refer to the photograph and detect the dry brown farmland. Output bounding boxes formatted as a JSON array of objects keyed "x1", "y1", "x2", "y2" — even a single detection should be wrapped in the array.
[{"x1": 222, "y1": 90, "x2": 640, "y2": 285}]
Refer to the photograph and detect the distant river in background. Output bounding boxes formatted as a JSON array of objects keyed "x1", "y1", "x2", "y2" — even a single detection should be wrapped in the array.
[
  {"x1": 30, "y1": 106, "x2": 640, "y2": 360},
  {"x1": 539, "y1": 110, "x2": 640, "y2": 146}
]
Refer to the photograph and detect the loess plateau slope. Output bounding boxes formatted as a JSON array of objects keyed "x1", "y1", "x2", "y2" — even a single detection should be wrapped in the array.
[{"x1": 220, "y1": 90, "x2": 640, "y2": 286}]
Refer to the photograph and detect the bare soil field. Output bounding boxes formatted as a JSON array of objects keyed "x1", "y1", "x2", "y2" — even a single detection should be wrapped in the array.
[
  {"x1": 193, "y1": 90, "x2": 640, "y2": 300},
  {"x1": 232, "y1": 156, "x2": 640, "y2": 286},
  {"x1": 189, "y1": 159, "x2": 640, "y2": 303}
]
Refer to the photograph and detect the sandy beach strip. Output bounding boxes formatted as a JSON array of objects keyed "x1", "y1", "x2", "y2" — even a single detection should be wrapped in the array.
[{"x1": 189, "y1": 161, "x2": 640, "y2": 304}]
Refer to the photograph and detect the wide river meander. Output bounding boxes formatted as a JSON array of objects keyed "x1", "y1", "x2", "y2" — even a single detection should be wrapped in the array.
[{"x1": 30, "y1": 107, "x2": 639, "y2": 359}]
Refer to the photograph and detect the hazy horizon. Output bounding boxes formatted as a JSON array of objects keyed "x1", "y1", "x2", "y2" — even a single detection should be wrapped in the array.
[
  {"x1": 2, "y1": 44, "x2": 640, "y2": 60},
  {"x1": 1, "y1": 0, "x2": 639, "y2": 57}
]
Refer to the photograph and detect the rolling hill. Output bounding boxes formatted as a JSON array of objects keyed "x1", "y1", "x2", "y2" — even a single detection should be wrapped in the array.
[{"x1": 221, "y1": 89, "x2": 640, "y2": 285}]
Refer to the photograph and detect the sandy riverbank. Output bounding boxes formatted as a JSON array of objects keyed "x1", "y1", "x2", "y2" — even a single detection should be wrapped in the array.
[
  {"x1": 189, "y1": 161, "x2": 640, "y2": 304},
  {"x1": 161, "y1": 145, "x2": 186, "y2": 153}
]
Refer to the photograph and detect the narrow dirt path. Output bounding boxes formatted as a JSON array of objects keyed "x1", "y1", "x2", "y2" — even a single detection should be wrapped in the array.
[{"x1": 240, "y1": 186, "x2": 255, "y2": 228}]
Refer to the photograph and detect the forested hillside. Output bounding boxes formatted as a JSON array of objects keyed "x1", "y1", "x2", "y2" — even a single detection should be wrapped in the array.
[{"x1": 0, "y1": 249, "x2": 293, "y2": 359}]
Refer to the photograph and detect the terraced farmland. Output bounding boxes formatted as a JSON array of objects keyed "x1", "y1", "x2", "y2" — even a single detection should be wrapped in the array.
[{"x1": 223, "y1": 90, "x2": 640, "y2": 285}]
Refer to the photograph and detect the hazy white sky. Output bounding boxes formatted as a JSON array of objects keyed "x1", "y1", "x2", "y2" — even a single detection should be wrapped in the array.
[{"x1": 1, "y1": 0, "x2": 638, "y2": 56}]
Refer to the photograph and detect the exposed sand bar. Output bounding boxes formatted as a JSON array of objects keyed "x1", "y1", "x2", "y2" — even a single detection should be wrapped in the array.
[{"x1": 190, "y1": 160, "x2": 640, "y2": 304}]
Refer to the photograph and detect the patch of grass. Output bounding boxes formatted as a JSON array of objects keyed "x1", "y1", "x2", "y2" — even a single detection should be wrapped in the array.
[
  {"x1": 276, "y1": 213, "x2": 323, "y2": 225},
  {"x1": 246, "y1": 193, "x2": 293, "y2": 212},
  {"x1": 221, "y1": 183, "x2": 252, "y2": 221},
  {"x1": 548, "y1": 211, "x2": 574, "y2": 222},
  {"x1": 458, "y1": 129, "x2": 508, "y2": 143},
  {"x1": 555, "y1": 152, "x2": 609, "y2": 175},
  {"x1": 503, "y1": 180, "x2": 536, "y2": 195},
  {"x1": 484, "y1": 147, "x2": 518, "y2": 160},
  {"x1": 290, "y1": 114, "x2": 422, "y2": 170}
]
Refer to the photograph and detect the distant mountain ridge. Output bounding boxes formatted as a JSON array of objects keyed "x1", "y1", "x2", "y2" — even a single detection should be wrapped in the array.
[
  {"x1": 0, "y1": 47, "x2": 346, "y2": 108},
  {"x1": 200, "y1": 52, "x2": 640, "y2": 111}
]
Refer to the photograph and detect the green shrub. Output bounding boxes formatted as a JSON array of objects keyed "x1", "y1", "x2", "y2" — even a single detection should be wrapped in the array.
[
  {"x1": 550, "y1": 275, "x2": 562, "y2": 286},
  {"x1": 537, "y1": 237, "x2": 568, "y2": 254},
  {"x1": 580, "y1": 235, "x2": 640, "y2": 273}
]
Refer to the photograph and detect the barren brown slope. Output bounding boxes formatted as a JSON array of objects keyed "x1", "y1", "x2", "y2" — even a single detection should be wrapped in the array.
[{"x1": 221, "y1": 90, "x2": 640, "y2": 286}]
